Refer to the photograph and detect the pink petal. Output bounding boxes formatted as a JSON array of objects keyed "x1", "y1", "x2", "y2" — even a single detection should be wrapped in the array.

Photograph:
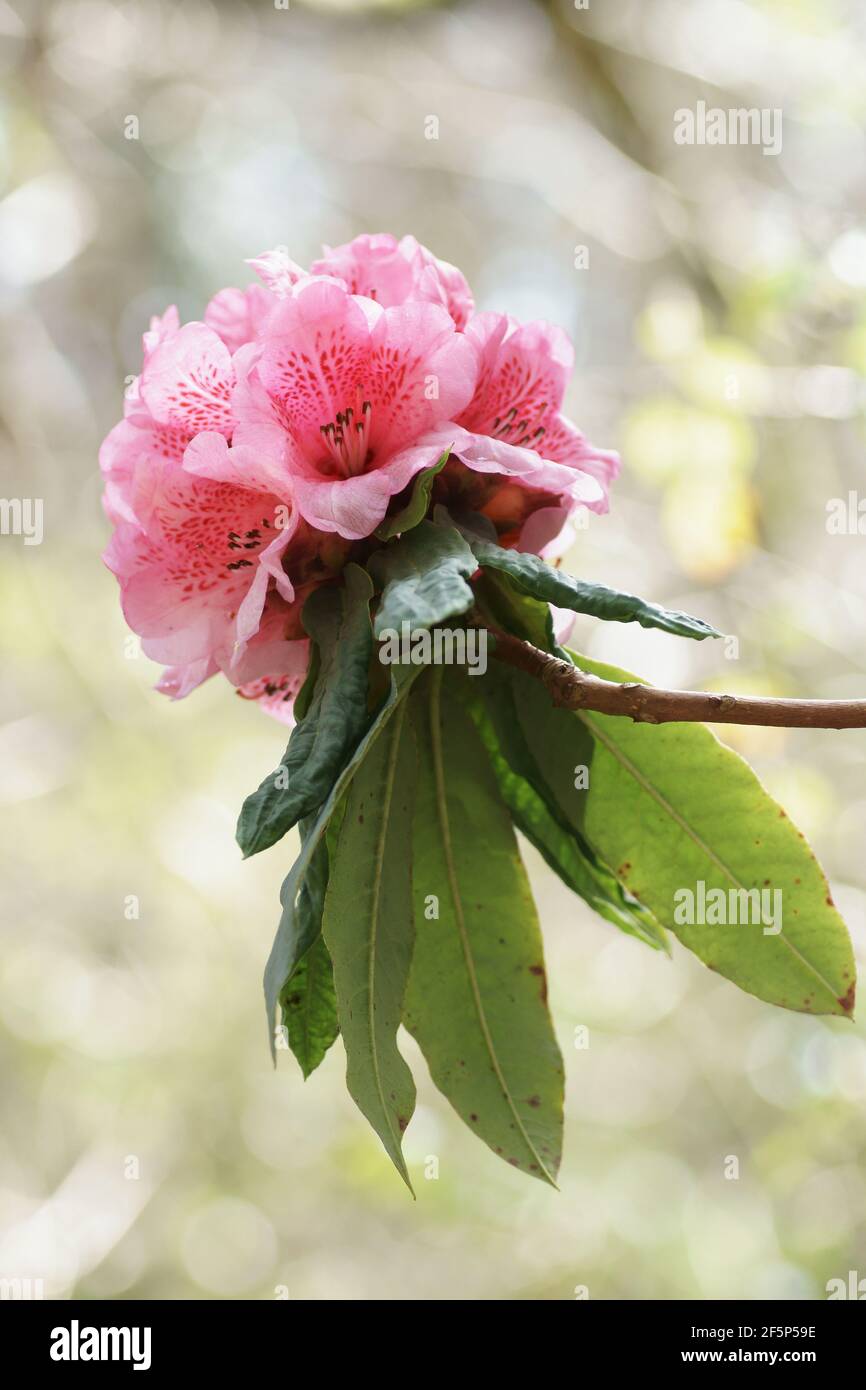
[
  {"x1": 183, "y1": 428, "x2": 292, "y2": 501},
  {"x1": 234, "y1": 521, "x2": 297, "y2": 651},
  {"x1": 541, "y1": 411, "x2": 621, "y2": 486},
  {"x1": 112, "y1": 466, "x2": 288, "y2": 667},
  {"x1": 401, "y1": 236, "x2": 475, "y2": 330},
  {"x1": 140, "y1": 322, "x2": 235, "y2": 437},
  {"x1": 258, "y1": 278, "x2": 378, "y2": 455},
  {"x1": 99, "y1": 417, "x2": 190, "y2": 528},
  {"x1": 516, "y1": 506, "x2": 576, "y2": 559},
  {"x1": 551, "y1": 605, "x2": 577, "y2": 646},
  {"x1": 312, "y1": 233, "x2": 415, "y2": 304},
  {"x1": 228, "y1": 622, "x2": 310, "y2": 686},
  {"x1": 156, "y1": 656, "x2": 219, "y2": 700},
  {"x1": 143, "y1": 305, "x2": 180, "y2": 360},
  {"x1": 246, "y1": 246, "x2": 307, "y2": 297},
  {"x1": 364, "y1": 301, "x2": 477, "y2": 454},
  {"x1": 204, "y1": 284, "x2": 275, "y2": 351},
  {"x1": 236, "y1": 666, "x2": 308, "y2": 726},
  {"x1": 444, "y1": 425, "x2": 607, "y2": 511},
  {"x1": 291, "y1": 438, "x2": 446, "y2": 539},
  {"x1": 459, "y1": 312, "x2": 573, "y2": 440},
  {"x1": 312, "y1": 233, "x2": 475, "y2": 329}
]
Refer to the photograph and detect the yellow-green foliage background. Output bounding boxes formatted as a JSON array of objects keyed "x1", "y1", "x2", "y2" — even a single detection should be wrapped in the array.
[{"x1": 2, "y1": 0, "x2": 866, "y2": 1300}]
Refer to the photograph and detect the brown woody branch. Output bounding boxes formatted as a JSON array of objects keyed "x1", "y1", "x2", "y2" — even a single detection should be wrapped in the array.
[{"x1": 488, "y1": 627, "x2": 866, "y2": 729}]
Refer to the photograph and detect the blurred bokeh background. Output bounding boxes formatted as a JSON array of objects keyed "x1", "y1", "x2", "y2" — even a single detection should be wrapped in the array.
[{"x1": 2, "y1": 0, "x2": 866, "y2": 1301}]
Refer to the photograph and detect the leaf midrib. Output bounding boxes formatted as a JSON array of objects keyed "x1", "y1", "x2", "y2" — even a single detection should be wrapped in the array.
[
  {"x1": 428, "y1": 668, "x2": 558, "y2": 1186},
  {"x1": 366, "y1": 700, "x2": 410, "y2": 1177}
]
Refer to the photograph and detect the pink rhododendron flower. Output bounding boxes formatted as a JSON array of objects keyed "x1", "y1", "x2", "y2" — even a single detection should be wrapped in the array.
[
  {"x1": 101, "y1": 313, "x2": 282, "y2": 673},
  {"x1": 427, "y1": 312, "x2": 618, "y2": 550},
  {"x1": 190, "y1": 275, "x2": 478, "y2": 541},
  {"x1": 103, "y1": 465, "x2": 296, "y2": 677},
  {"x1": 310, "y1": 232, "x2": 474, "y2": 330},
  {"x1": 101, "y1": 315, "x2": 311, "y2": 704},
  {"x1": 99, "y1": 232, "x2": 620, "y2": 722}
]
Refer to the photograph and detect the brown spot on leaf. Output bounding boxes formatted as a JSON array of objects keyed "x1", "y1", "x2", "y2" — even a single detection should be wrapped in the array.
[
  {"x1": 470, "y1": 1112, "x2": 478, "y2": 1122},
  {"x1": 529, "y1": 964, "x2": 548, "y2": 1003},
  {"x1": 527, "y1": 1095, "x2": 541, "y2": 1108},
  {"x1": 838, "y1": 981, "x2": 856, "y2": 1015}
]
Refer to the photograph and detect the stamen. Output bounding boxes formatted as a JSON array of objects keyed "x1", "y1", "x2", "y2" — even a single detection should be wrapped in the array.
[{"x1": 319, "y1": 390, "x2": 374, "y2": 475}]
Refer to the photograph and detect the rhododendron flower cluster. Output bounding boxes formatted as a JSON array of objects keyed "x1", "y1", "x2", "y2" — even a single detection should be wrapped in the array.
[
  {"x1": 96, "y1": 236, "x2": 857, "y2": 1197},
  {"x1": 100, "y1": 233, "x2": 619, "y2": 723}
]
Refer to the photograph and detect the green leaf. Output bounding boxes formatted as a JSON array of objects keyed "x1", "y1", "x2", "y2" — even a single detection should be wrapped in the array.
[
  {"x1": 466, "y1": 538, "x2": 721, "y2": 642},
  {"x1": 277, "y1": 815, "x2": 338, "y2": 1078},
  {"x1": 403, "y1": 667, "x2": 564, "y2": 1185},
  {"x1": 514, "y1": 650, "x2": 856, "y2": 1018},
  {"x1": 459, "y1": 667, "x2": 667, "y2": 952},
  {"x1": 237, "y1": 565, "x2": 374, "y2": 858},
  {"x1": 262, "y1": 664, "x2": 421, "y2": 1060},
  {"x1": 281, "y1": 935, "x2": 339, "y2": 1080},
  {"x1": 368, "y1": 520, "x2": 477, "y2": 638},
  {"x1": 322, "y1": 699, "x2": 417, "y2": 1190},
  {"x1": 472, "y1": 568, "x2": 557, "y2": 654},
  {"x1": 374, "y1": 451, "x2": 450, "y2": 540},
  {"x1": 293, "y1": 641, "x2": 321, "y2": 723}
]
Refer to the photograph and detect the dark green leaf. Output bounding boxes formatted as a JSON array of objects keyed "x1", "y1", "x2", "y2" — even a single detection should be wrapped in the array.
[
  {"x1": 459, "y1": 667, "x2": 667, "y2": 951},
  {"x1": 237, "y1": 565, "x2": 374, "y2": 858},
  {"x1": 322, "y1": 699, "x2": 417, "y2": 1190},
  {"x1": 374, "y1": 451, "x2": 450, "y2": 540},
  {"x1": 368, "y1": 521, "x2": 476, "y2": 638},
  {"x1": 403, "y1": 668, "x2": 564, "y2": 1186},
  {"x1": 293, "y1": 641, "x2": 321, "y2": 723},
  {"x1": 467, "y1": 538, "x2": 721, "y2": 642},
  {"x1": 472, "y1": 568, "x2": 557, "y2": 653},
  {"x1": 262, "y1": 664, "x2": 421, "y2": 1060}
]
